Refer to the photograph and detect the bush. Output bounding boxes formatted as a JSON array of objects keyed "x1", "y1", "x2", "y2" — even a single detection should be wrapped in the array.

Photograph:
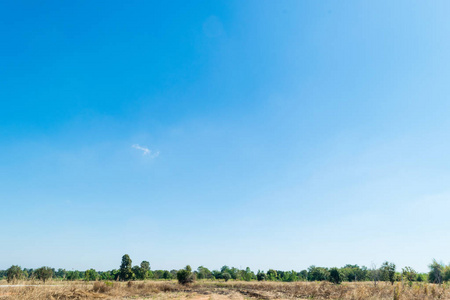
[
  {"x1": 177, "y1": 265, "x2": 195, "y2": 285},
  {"x1": 257, "y1": 271, "x2": 267, "y2": 281},
  {"x1": 428, "y1": 260, "x2": 443, "y2": 284},
  {"x1": 6, "y1": 265, "x2": 23, "y2": 283},
  {"x1": 119, "y1": 254, "x2": 134, "y2": 281},
  {"x1": 328, "y1": 268, "x2": 343, "y2": 284},
  {"x1": 223, "y1": 273, "x2": 231, "y2": 282},
  {"x1": 267, "y1": 269, "x2": 277, "y2": 281},
  {"x1": 85, "y1": 269, "x2": 99, "y2": 281},
  {"x1": 35, "y1": 267, "x2": 53, "y2": 283}
]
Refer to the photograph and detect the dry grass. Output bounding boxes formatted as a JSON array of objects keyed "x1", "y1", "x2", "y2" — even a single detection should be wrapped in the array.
[{"x1": 1, "y1": 280, "x2": 450, "y2": 299}]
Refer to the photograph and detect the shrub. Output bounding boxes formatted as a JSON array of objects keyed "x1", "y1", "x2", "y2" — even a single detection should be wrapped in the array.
[
  {"x1": 6, "y1": 265, "x2": 23, "y2": 283},
  {"x1": 177, "y1": 265, "x2": 195, "y2": 285},
  {"x1": 257, "y1": 271, "x2": 267, "y2": 281},
  {"x1": 328, "y1": 267, "x2": 343, "y2": 284},
  {"x1": 307, "y1": 266, "x2": 329, "y2": 281},
  {"x1": 223, "y1": 273, "x2": 231, "y2": 282},
  {"x1": 119, "y1": 254, "x2": 134, "y2": 281},
  {"x1": 35, "y1": 267, "x2": 53, "y2": 283},
  {"x1": 85, "y1": 269, "x2": 99, "y2": 281},
  {"x1": 402, "y1": 266, "x2": 417, "y2": 283},
  {"x1": 267, "y1": 269, "x2": 277, "y2": 281},
  {"x1": 428, "y1": 260, "x2": 443, "y2": 284},
  {"x1": 380, "y1": 261, "x2": 396, "y2": 285}
]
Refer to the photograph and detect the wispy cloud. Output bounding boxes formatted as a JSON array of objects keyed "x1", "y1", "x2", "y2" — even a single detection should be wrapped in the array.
[{"x1": 132, "y1": 144, "x2": 160, "y2": 158}]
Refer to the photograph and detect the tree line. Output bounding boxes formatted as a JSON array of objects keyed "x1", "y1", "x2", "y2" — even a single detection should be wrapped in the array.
[{"x1": 2, "y1": 255, "x2": 449, "y2": 285}]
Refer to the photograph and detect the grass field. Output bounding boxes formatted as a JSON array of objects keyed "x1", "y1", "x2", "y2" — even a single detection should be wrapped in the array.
[{"x1": 1, "y1": 280, "x2": 449, "y2": 300}]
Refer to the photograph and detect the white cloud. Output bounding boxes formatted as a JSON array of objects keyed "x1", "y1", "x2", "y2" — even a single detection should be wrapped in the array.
[{"x1": 132, "y1": 144, "x2": 160, "y2": 158}]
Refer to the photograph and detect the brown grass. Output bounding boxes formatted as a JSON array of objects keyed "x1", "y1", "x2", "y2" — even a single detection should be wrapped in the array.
[{"x1": 1, "y1": 280, "x2": 449, "y2": 299}]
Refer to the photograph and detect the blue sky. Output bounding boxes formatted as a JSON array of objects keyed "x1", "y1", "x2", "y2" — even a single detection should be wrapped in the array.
[{"x1": 1, "y1": 0, "x2": 450, "y2": 273}]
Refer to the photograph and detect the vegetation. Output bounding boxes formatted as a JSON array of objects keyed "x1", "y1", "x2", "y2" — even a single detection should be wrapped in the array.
[
  {"x1": 2, "y1": 254, "x2": 448, "y2": 287},
  {"x1": 328, "y1": 267, "x2": 343, "y2": 284},
  {"x1": 119, "y1": 254, "x2": 133, "y2": 281},
  {"x1": 34, "y1": 267, "x2": 53, "y2": 283},
  {"x1": 6, "y1": 265, "x2": 23, "y2": 283},
  {"x1": 1, "y1": 279, "x2": 450, "y2": 300},
  {"x1": 176, "y1": 265, "x2": 195, "y2": 285}
]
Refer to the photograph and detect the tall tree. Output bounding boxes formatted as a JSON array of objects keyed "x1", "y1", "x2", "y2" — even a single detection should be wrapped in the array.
[
  {"x1": 6, "y1": 265, "x2": 23, "y2": 283},
  {"x1": 119, "y1": 254, "x2": 134, "y2": 281},
  {"x1": 140, "y1": 261, "x2": 150, "y2": 279},
  {"x1": 35, "y1": 267, "x2": 53, "y2": 283},
  {"x1": 85, "y1": 269, "x2": 99, "y2": 281},
  {"x1": 380, "y1": 261, "x2": 396, "y2": 285},
  {"x1": 428, "y1": 259, "x2": 443, "y2": 284}
]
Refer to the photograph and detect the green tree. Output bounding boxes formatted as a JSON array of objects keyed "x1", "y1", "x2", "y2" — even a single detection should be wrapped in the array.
[
  {"x1": 428, "y1": 259, "x2": 443, "y2": 284},
  {"x1": 222, "y1": 273, "x2": 231, "y2": 282},
  {"x1": 328, "y1": 267, "x2": 344, "y2": 284},
  {"x1": 267, "y1": 269, "x2": 277, "y2": 281},
  {"x1": 212, "y1": 270, "x2": 222, "y2": 279},
  {"x1": 443, "y1": 265, "x2": 450, "y2": 282},
  {"x1": 257, "y1": 271, "x2": 267, "y2": 281},
  {"x1": 298, "y1": 270, "x2": 308, "y2": 281},
  {"x1": 131, "y1": 266, "x2": 141, "y2": 280},
  {"x1": 177, "y1": 265, "x2": 195, "y2": 285},
  {"x1": 56, "y1": 268, "x2": 67, "y2": 279},
  {"x1": 128, "y1": 262, "x2": 151, "y2": 280},
  {"x1": 85, "y1": 269, "x2": 98, "y2": 281},
  {"x1": 197, "y1": 266, "x2": 213, "y2": 280},
  {"x1": 67, "y1": 270, "x2": 81, "y2": 281},
  {"x1": 241, "y1": 267, "x2": 254, "y2": 281},
  {"x1": 380, "y1": 262, "x2": 396, "y2": 285},
  {"x1": 140, "y1": 261, "x2": 150, "y2": 279},
  {"x1": 402, "y1": 266, "x2": 417, "y2": 283},
  {"x1": 119, "y1": 254, "x2": 134, "y2": 281},
  {"x1": 307, "y1": 266, "x2": 329, "y2": 281},
  {"x1": 35, "y1": 267, "x2": 53, "y2": 283},
  {"x1": 341, "y1": 265, "x2": 368, "y2": 282},
  {"x1": 6, "y1": 265, "x2": 23, "y2": 283},
  {"x1": 162, "y1": 270, "x2": 172, "y2": 279}
]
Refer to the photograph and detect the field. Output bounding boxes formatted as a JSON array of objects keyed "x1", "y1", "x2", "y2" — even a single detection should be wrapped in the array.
[{"x1": 1, "y1": 280, "x2": 449, "y2": 300}]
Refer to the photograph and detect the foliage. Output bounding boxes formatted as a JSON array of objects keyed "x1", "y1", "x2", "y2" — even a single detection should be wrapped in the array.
[
  {"x1": 66, "y1": 270, "x2": 80, "y2": 281},
  {"x1": 241, "y1": 267, "x2": 254, "y2": 281},
  {"x1": 281, "y1": 270, "x2": 298, "y2": 282},
  {"x1": 307, "y1": 266, "x2": 329, "y2": 281},
  {"x1": 197, "y1": 266, "x2": 213, "y2": 279},
  {"x1": 428, "y1": 259, "x2": 444, "y2": 284},
  {"x1": 35, "y1": 267, "x2": 53, "y2": 283},
  {"x1": 402, "y1": 266, "x2": 417, "y2": 282},
  {"x1": 4, "y1": 256, "x2": 450, "y2": 286},
  {"x1": 340, "y1": 265, "x2": 368, "y2": 281},
  {"x1": 84, "y1": 269, "x2": 98, "y2": 281},
  {"x1": 140, "y1": 261, "x2": 150, "y2": 279},
  {"x1": 380, "y1": 261, "x2": 396, "y2": 285},
  {"x1": 256, "y1": 271, "x2": 267, "y2": 281},
  {"x1": 443, "y1": 265, "x2": 450, "y2": 282},
  {"x1": 298, "y1": 270, "x2": 308, "y2": 281},
  {"x1": 162, "y1": 270, "x2": 172, "y2": 279},
  {"x1": 6, "y1": 265, "x2": 23, "y2": 283},
  {"x1": 119, "y1": 254, "x2": 134, "y2": 281},
  {"x1": 267, "y1": 269, "x2": 277, "y2": 281},
  {"x1": 329, "y1": 267, "x2": 344, "y2": 284},
  {"x1": 177, "y1": 265, "x2": 195, "y2": 285}
]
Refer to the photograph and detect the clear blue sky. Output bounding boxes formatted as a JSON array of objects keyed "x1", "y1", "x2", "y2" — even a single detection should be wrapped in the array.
[{"x1": 1, "y1": 0, "x2": 450, "y2": 273}]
